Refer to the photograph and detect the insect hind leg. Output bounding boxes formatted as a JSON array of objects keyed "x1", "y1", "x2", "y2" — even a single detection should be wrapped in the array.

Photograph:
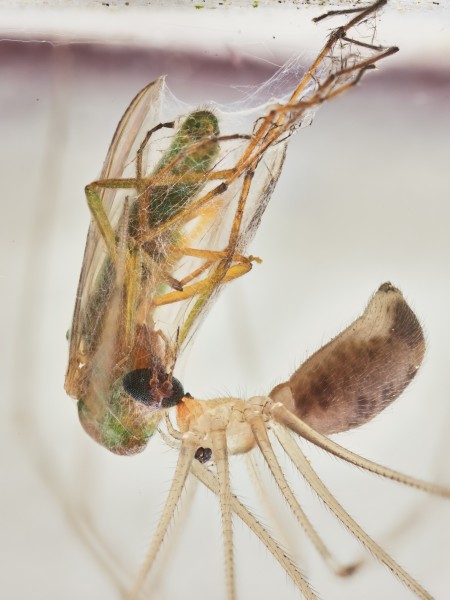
[{"x1": 152, "y1": 253, "x2": 255, "y2": 308}]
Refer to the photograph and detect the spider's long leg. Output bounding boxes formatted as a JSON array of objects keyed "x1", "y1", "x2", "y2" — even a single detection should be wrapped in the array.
[
  {"x1": 191, "y1": 461, "x2": 318, "y2": 600},
  {"x1": 164, "y1": 414, "x2": 315, "y2": 598},
  {"x1": 246, "y1": 451, "x2": 363, "y2": 577},
  {"x1": 128, "y1": 432, "x2": 198, "y2": 600},
  {"x1": 209, "y1": 420, "x2": 235, "y2": 600},
  {"x1": 270, "y1": 402, "x2": 450, "y2": 498},
  {"x1": 273, "y1": 423, "x2": 434, "y2": 600},
  {"x1": 245, "y1": 453, "x2": 298, "y2": 555},
  {"x1": 143, "y1": 456, "x2": 200, "y2": 598},
  {"x1": 245, "y1": 409, "x2": 357, "y2": 577}
]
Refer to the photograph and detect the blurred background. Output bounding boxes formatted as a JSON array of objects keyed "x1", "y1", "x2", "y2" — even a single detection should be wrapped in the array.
[{"x1": 1, "y1": 3, "x2": 450, "y2": 599}]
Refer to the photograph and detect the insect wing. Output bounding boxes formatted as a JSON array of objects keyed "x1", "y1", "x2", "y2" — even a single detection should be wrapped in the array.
[
  {"x1": 151, "y1": 112, "x2": 289, "y2": 351},
  {"x1": 66, "y1": 78, "x2": 166, "y2": 398}
]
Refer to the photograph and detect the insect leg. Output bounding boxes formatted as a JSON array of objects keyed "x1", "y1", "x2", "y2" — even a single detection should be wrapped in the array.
[
  {"x1": 151, "y1": 169, "x2": 257, "y2": 315},
  {"x1": 177, "y1": 248, "x2": 255, "y2": 287},
  {"x1": 242, "y1": 45, "x2": 394, "y2": 175},
  {"x1": 135, "y1": 121, "x2": 174, "y2": 182},
  {"x1": 152, "y1": 260, "x2": 253, "y2": 308},
  {"x1": 84, "y1": 132, "x2": 244, "y2": 260},
  {"x1": 136, "y1": 4, "x2": 397, "y2": 255},
  {"x1": 84, "y1": 177, "x2": 136, "y2": 260},
  {"x1": 223, "y1": 3, "x2": 397, "y2": 176},
  {"x1": 152, "y1": 247, "x2": 256, "y2": 308},
  {"x1": 312, "y1": 0, "x2": 387, "y2": 24},
  {"x1": 85, "y1": 185, "x2": 119, "y2": 260},
  {"x1": 177, "y1": 168, "x2": 256, "y2": 345},
  {"x1": 273, "y1": 423, "x2": 434, "y2": 600},
  {"x1": 269, "y1": 402, "x2": 450, "y2": 498},
  {"x1": 140, "y1": 132, "x2": 251, "y2": 187}
]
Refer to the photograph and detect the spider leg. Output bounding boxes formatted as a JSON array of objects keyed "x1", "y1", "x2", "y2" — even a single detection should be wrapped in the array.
[
  {"x1": 208, "y1": 414, "x2": 235, "y2": 600},
  {"x1": 191, "y1": 461, "x2": 318, "y2": 600},
  {"x1": 272, "y1": 422, "x2": 434, "y2": 600},
  {"x1": 128, "y1": 432, "x2": 199, "y2": 600},
  {"x1": 244, "y1": 406, "x2": 359, "y2": 577},
  {"x1": 269, "y1": 401, "x2": 450, "y2": 498},
  {"x1": 245, "y1": 451, "x2": 363, "y2": 578}
]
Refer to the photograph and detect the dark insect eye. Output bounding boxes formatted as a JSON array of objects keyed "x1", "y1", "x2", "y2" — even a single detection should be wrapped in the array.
[
  {"x1": 161, "y1": 377, "x2": 185, "y2": 407},
  {"x1": 195, "y1": 447, "x2": 212, "y2": 463},
  {"x1": 123, "y1": 368, "x2": 184, "y2": 408}
]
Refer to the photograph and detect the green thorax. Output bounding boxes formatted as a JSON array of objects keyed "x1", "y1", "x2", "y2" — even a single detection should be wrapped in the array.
[{"x1": 133, "y1": 110, "x2": 220, "y2": 230}]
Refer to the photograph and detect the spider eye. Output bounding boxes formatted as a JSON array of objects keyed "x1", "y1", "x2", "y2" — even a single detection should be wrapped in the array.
[
  {"x1": 123, "y1": 368, "x2": 184, "y2": 408},
  {"x1": 195, "y1": 447, "x2": 212, "y2": 463}
]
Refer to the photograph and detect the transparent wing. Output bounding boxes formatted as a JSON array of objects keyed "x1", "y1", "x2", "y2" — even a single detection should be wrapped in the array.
[
  {"x1": 64, "y1": 80, "x2": 289, "y2": 454},
  {"x1": 67, "y1": 79, "x2": 166, "y2": 380},
  {"x1": 147, "y1": 2, "x2": 399, "y2": 352},
  {"x1": 147, "y1": 108, "x2": 289, "y2": 353}
]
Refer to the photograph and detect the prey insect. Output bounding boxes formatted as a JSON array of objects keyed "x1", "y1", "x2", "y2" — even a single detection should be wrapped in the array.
[{"x1": 65, "y1": 2, "x2": 449, "y2": 599}]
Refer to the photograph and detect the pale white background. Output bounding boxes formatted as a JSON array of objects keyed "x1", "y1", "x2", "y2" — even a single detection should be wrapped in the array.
[{"x1": 1, "y1": 4, "x2": 450, "y2": 600}]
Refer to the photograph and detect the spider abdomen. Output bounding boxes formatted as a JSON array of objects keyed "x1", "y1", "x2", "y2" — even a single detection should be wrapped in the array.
[{"x1": 270, "y1": 283, "x2": 425, "y2": 435}]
